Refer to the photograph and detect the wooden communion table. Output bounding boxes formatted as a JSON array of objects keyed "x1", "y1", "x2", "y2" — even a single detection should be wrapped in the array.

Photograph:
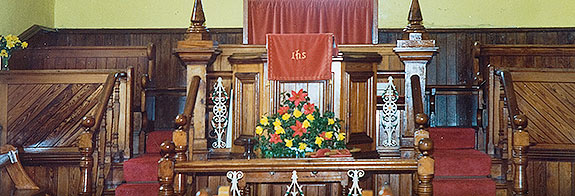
[{"x1": 172, "y1": 158, "x2": 418, "y2": 195}]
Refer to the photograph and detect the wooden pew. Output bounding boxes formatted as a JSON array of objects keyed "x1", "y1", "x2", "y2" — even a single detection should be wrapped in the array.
[
  {"x1": 0, "y1": 69, "x2": 132, "y2": 196},
  {"x1": 474, "y1": 43, "x2": 575, "y2": 195}
]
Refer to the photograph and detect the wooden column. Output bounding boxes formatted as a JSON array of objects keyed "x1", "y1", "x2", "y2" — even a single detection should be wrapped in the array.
[
  {"x1": 340, "y1": 52, "x2": 381, "y2": 154},
  {"x1": 228, "y1": 53, "x2": 268, "y2": 154}
]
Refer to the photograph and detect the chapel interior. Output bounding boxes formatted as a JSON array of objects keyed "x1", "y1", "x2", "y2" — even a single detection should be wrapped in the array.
[{"x1": 1, "y1": 0, "x2": 574, "y2": 195}]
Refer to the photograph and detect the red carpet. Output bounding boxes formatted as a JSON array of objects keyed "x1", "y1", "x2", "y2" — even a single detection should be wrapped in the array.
[
  {"x1": 116, "y1": 130, "x2": 172, "y2": 196},
  {"x1": 430, "y1": 127, "x2": 495, "y2": 196}
]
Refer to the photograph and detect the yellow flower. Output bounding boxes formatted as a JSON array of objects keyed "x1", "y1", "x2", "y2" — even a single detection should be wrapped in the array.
[
  {"x1": 293, "y1": 108, "x2": 302, "y2": 118},
  {"x1": 298, "y1": 142, "x2": 307, "y2": 150},
  {"x1": 315, "y1": 136, "x2": 324, "y2": 146},
  {"x1": 274, "y1": 126, "x2": 285, "y2": 134},
  {"x1": 302, "y1": 120, "x2": 310, "y2": 128},
  {"x1": 328, "y1": 118, "x2": 335, "y2": 125},
  {"x1": 325, "y1": 131, "x2": 334, "y2": 139},
  {"x1": 21, "y1": 42, "x2": 28, "y2": 48},
  {"x1": 256, "y1": 126, "x2": 264, "y2": 135},
  {"x1": 306, "y1": 114, "x2": 315, "y2": 121},
  {"x1": 337, "y1": 132, "x2": 346, "y2": 141},
  {"x1": 285, "y1": 139, "x2": 294, "y2": 148},
  {"x1": 282, "y1": 113, "x2": 291, "y2": 121},
  {"x1": 260, "y1": 116, "x2": 269, "y2": 126},
  {"x1": 273, "y1": 118, "x2": 282, "y2": 127},
  {"x1": 0, "y1": 50, "x2": 8, "y2": 58},
  {"x1": 6, "y1": 41, "x2": 15, "y2": 49}
]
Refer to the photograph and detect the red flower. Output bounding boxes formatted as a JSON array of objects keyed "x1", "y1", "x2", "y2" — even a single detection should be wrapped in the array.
[
  {"x1": 289, "y1": 89, "x2": 307, "y2": 106},
  {"x1": 290, "y1": 120, "x2": 308, "y2": 137},
  {"x1": 278, "y1": 106, "x2": 289, "y2": 115},
  {"x1": 269, "y1": 133, "x2": 283, "y2": 144},
  {"x1": 303, "y1": 103, "x2": 315, "y2": 115}
]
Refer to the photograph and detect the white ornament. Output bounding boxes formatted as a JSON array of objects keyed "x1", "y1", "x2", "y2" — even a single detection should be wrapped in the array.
[
  {"x1": 211, "y1": 77, "x2": 229, "y2": 148},
  {"x1": 347, "y1": 170, "x2": 365, "y2": 196},
  {"x1": 285, "y1": 170, "x2": 304, "y2": 196},
  {"x1": 380, "y1": 76, "x2": 400, "y2": 147},
  {"x1": 227, "y1": 171, "x2": 244, "y2": 196}
]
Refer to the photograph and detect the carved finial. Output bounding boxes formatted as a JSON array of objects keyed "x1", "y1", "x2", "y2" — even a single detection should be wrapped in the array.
[
  {"x1": 82, "y1": 116, "x2": 95, "y2": 128},
  {"x1": 190, "y1": 0, "x2": 206, "y2": 33},
  {"x1": 418, "y1": 138, "x2": 433, "y2": 156},
  {"x1": 513, "y1": 114, "x2": 528, "y2": 129},
  {"x1": 160, "y1": 140, "x2": 176, "y2": 157},
  {"x1": 415, "y1": 113, "x2": 428, "y2": 128},
  {"x1": 175, "y1": 114, "x2": 188, "y2": 127},
  {"x1": 402, "y1": 0, "x2": 428, "y2": 40}
]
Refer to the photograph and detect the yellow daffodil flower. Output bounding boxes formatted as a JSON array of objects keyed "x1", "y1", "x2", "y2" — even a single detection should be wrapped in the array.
[
  {"x1": 21, "y1": 42, "x2": 28, "y2": 48},
  {"x1": 282, "y1": 113, "x2": 291, "y2": 121},
  {"x1": 6, "y1": 41, "x2": 15, "y2": 49},
  {"x1": 285, "y1": 139, "x2": 294, "y2": 148},
  {"x1": 293, "y1": 108, "x2": 303, "y2": 118},
  {"x1": 325, "y1": 131, "x2": 334, "y2": 139},
  {"x1": 328, "y1": 118, "x2": 335, "y2": 125},
  {"x1": 337, "y1": 132, "x2": 346, "y2": 141},
  {"x1": 315, "y1": 136, "x2": 324, "y2": 146},
  {"x1": 273, "y1": 118, "x2": 282, "y2": 127},
  {"x1": 302, "y1": 120, "x2": 310, "y2": 128},
  {"x1": 274, "y1": 126, "x2": 285, "y2": 134},
  {"x1": 260, "y1": 116, "x2": 269, "y2": 126},
  {"x1": 306, "y1": 114, "x2": 315, "y2": 121},
  {"x1": 298, "y1": 142, "x2": 307, "y2": 150},
  {"x1": 256, "y1": 126, "x2": 264, "y2": 135},
  {"x1": 0, "y1": 50, "x2": 8, "y2": 58}
]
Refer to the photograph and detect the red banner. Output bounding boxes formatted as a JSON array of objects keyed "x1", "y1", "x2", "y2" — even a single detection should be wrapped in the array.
[{"x1": 267, "y1": 34, "x2": 333, "y2": 81}]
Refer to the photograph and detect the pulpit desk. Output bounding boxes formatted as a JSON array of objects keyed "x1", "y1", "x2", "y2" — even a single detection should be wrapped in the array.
[{"x1": 173, "y1": 158, "x2": 418, "y2": 195}]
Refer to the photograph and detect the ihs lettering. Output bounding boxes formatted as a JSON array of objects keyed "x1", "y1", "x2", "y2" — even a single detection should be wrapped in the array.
[{"x1": 291, "y1": 49, "x2": 307, "y2": 60}]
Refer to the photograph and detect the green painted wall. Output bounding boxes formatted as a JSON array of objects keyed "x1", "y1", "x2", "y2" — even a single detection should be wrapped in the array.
[
  {"x1": 0, "y1": 0, "x2": 55, "y2": 35},
  {"x1": 49, "y1": 0, "x2": 575, "y2": 29}
]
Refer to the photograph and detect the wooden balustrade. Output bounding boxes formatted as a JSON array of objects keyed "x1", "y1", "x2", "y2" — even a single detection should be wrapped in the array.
[
  {"x1": 78, "y1": 72, "x2": 127, "y2": 196},
  {"x1": 495, "y1": 69, "x2": 529, "y2": 196}
]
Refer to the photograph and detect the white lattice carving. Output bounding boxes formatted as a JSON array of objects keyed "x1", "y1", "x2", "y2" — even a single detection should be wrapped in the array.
[
  {"x1": 211, "y1": 77, "x2": 229, "y2": 148},
  {"x1": 380, "y1": 76, "x2": 400, "y2": 147},
  {"x1": 347, "y1": 170, "x2": 365, "y2": 196},
  {"x1": 227, "y1": 171, "x2": 244, "y2": 196},
  {"x1": 285, "y1": 170, "x2": 304, "y2": 196}
]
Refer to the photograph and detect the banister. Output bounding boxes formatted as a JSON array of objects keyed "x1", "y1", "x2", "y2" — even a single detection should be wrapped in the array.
[
  {"x1": 410, "y1": 74, "x2": 434, "y2": 196},
  {"x1": 411, "y1": 75, "x2": 424, "y2": 117},
  {"x1": 495, "y1": 69, "x2": 530, "y2": 196},
  {"x1": 92, "y1": 72, "x2": 127, "y2": 132}
]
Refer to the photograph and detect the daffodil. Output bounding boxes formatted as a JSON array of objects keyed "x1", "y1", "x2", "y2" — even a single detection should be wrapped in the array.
[
  {"x1": 315, "y1": 136, "x2": 324, "y2": 146},
  {"x1": 293, "y1": 108, "x2": 302, "y2": 118},
  {"x1": 21, "y1": 42, "x2": 28, "y2": 48},
  {"x1": 260, "y1": 116, "x2": 269, "y2": 126},
  {"x1": 302, "y1": 120, "x2": 310, "y2": 128},
  {"x1": 328, "y1": 118, "x2": 335, "y2": 125},
  {"x1": 256, "y1": 126, "x2": 264, "y2": 135},
  {"x1": 273, "y1": 118, "x2": 282, "y2": 127},
  {"x1": 306, "y1": 114, "x2": 315, "y2": 121},
  {"x1": 6, "y1": 41, "x2": 14, "y2": 49},
  {"x1": 298, "y1": 142, "x2": 307, "y2": 150},
  {"x1": 282, "y1": 113, "x2": 291, "y2": 121},
  {"x1": 325, "y1": 131, "x2": 334, "y2": 139},
  {"x1": 285, "y1": 139, "x2": 294, "y2": 148},
  {"x1": 274, "y1": 126, "x2": 285, "y2": 134},
  {"x1": 0, "y1": 50, "x2": 8, "y2": 58},
  {"x1": 337, "y1": 132, "x2": 346, "y2": 141}
]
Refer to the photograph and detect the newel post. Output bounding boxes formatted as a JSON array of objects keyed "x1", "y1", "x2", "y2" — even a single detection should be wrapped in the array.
[
  {"x1": 158, "y1": 140, "x2": 176, "y2": 196},
  {"x1": 173, "y1": 114, "x2": 189, "y2": 195},
  {"x1": 417, "y1": 138, "x2": 434, "y2": 196},
  {"x1": 79, "y1": 116, "x2": 95, "y2": 196},
  {"x1": 512, "y1": 114, "x2": 529, "y2": 196}
]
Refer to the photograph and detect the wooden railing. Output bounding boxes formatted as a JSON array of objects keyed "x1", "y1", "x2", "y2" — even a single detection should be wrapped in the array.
[
  {"x1": 410, "y1": 74, "x2": 434, "y2": 196},
  {"x1": 78, "y1": 71, "x2": 127, "y2": 196},
  {"x1": 495, "y1": 69, "x2": 529, "y2": 196},
  {"x1": 158, "y1": 76, "x2": 201, "y2": 196}
]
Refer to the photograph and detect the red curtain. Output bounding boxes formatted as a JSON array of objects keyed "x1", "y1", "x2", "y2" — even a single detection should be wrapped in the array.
[{"x1": 247, "y1": 0, "x2": 374, "y2": 45}]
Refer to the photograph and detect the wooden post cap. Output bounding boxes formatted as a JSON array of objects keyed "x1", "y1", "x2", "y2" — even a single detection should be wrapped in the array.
[
  {"x1": 175, "y1": 114, "x2": 187, "y2": 126},
  {"x1": 141, "y1": 74, "x2": 149, "y2": 88},
  {"x1": 81, "y1": 116, "x2": 95, "y2": 128},
  {"x1": 513, "y1": 114, "x2": 528, "y2": 129},
  {"x1": 418, "y1": 138, "x2": 433, "y2": 155},
  {"x1": 115, "y1": 72, "x2": 127, "y2": 78},
  {"x1": 160, "y1": 140, "x2": 176, "y2": 156},
  {"x1": 415, "y1": 113, "x2": 428, "y2": 126}
]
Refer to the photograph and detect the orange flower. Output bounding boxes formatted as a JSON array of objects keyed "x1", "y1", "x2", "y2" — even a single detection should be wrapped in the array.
[
  {"x1": 290, "y1": 120, "x2": 307, "y2": 137},
  {"x1": 269, "y1": 133, "x2": 283, "y2": 144},
  {"x1": 278, "y1": 106, "x2": 289, "y2": 115},
  {"x1": 303, "y1": 103, "x2": 315, "y2": 115},
  {"x1": 289, "y1": 89, "x2": 307, "y2": 106}
]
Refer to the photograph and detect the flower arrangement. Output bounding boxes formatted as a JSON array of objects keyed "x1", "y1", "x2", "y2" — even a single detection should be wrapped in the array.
[
  {"x1": 0, "y1": 34, "x2": 28, "y2": 70},
  {"x1": 254, "y1": 89, "x2": 346, "y2": 158}
]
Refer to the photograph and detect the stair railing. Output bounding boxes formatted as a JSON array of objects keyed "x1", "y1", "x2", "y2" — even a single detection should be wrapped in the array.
[
  {"x1": 410, "y1": 74, "x2": 434, "y2": 196},
  {"x1": 495, "y1": 69, "x2": 530, "y2": 196},
  {"x1": 79, "y1": 72, "x2": 127, "y2": 196},
  {"x1": 158, "y1": 76, "x2": 201, "y2": 196}
]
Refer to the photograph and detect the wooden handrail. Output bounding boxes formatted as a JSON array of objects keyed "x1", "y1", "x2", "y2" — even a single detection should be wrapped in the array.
[
  {"x1": 78, "y1": 71, "x2": 126, "y2": 196},
  {"x1": 410, "y1": 74, "x2": 434, "y2": 196},
  {"x1": 183, "y1": 76, "x2": 201, "y2": 117},
  {"x1": 411, "y1": 75, "x2": 424, "y2": 117},
  {"x1": 495, "y1": 69, "x2": 530, "y2": 196}
]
